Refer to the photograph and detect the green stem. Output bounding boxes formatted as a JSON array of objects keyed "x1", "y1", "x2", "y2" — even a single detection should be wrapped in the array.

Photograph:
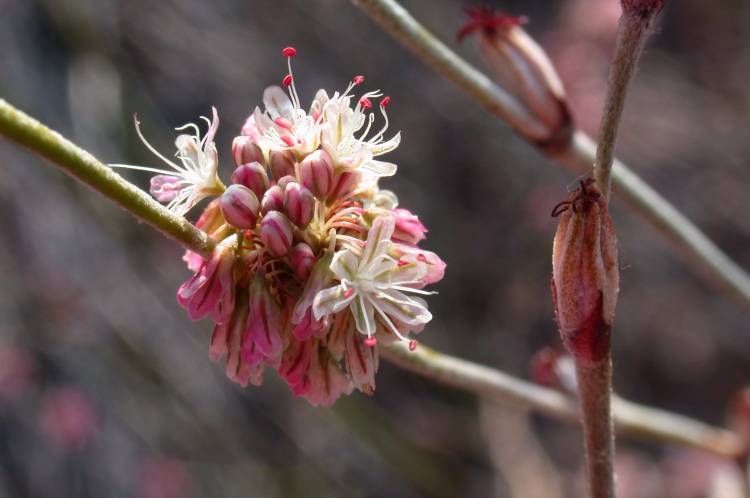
[{"x1": 0, "y1": 99, "x2": 215, "y2": 258}]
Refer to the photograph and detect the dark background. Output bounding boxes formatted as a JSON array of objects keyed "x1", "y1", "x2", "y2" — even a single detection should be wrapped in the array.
[{"x1": 1, "y1": 0, "x2": 750, "y2": 496}]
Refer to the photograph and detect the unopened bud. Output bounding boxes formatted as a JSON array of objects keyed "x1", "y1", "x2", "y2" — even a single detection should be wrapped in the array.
[
  {"x1": 275, "y1": 175, "x2": 296, "y2": 191},
  {"x1": 261, "y1": 185, "x2": 284, "y2": 214},
  {"x1": 269, "y1": 150, "x2": 296, "y2": 180},
  {"x1": 283, "y1": 182, "x2": 314, "y2": 228},
  {"x1": 290, "y1": 242, "x2": 316, "y2": 279},
  {"x1": 260, "y1": 211, "x2": 293, "y2": 257},
  {"x1": 231, "y1": 162, "x2": 269, "y2": 199},
  {"x1": 329, "y1": 171, "x2": 361, "y2": 200},
  {"x1": 459, "y1": 8, "x2": 572, "y2": 150},
  {"x1": 219, "y1": 185, "x2": 260, "y2": 229},
  {"x1": 391, "y1": 208, "x2": 427, "y2": 244},
  {"x1": 550, "y1": 179, "x2": 619, "y2": 366},
  {"x1": 245, "y1": 273, "x2": 282, "y2": 361},
  {"x1": 299, "y1": 149, "x2": 334, "y2": 198},
  {"x1": 232, "y1": 135, "x2": 265, "y2": 167}
]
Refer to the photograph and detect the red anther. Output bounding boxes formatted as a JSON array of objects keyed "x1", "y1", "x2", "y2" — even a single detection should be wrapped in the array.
[
  {"x1": 417, "y1": 253, "x2": 427, "y2": 263},
  {"x1": 282, "y1": 74, "x2": 293, "y2": 87},
  {"x1": 280, "y1": 134, "x2": 295, "y2": 147},
  {"x1": 343, "y1": 288, "x2": 354, "y2": 298},
  {"x1": 408, "y1": 340, "x2": 417, "y2": 351},
  {"x1": 397, "y1": 260, "x2": 409, "y2": 267},
  {"x1": 359, "y1": 97, "x2": 372, "y2": 109},
  {"x1": 380, "y1": 96, "x2": 391, "y2": 108},
  {"x1": 364, "y1": 336, "x2": 377, "y2": 347},
  {"x1": 282, "y1": 46, "x2": 297, "y2": 57},
  {"x1": 353, "y1": 75, "x2": 365, "y2": 85},
  {"x1": 274, "y1": 117, "x2": 293, "y2": 130}
]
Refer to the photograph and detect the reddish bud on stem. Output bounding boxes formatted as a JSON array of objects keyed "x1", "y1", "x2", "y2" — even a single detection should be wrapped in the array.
[{"x1": 551, "y1": 180, "x2": 619, "y2": 366}]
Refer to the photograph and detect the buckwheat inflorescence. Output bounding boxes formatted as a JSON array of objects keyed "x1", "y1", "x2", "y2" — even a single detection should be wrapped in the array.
[{"x1": 115, "y1": 48, "x2": 445, "y2": 405}]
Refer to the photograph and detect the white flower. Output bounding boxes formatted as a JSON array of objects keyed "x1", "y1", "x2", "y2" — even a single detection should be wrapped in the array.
[
  {"x1": 111, "y1": 107, "x2": 225, "y2": 215},
  {"x1": 312, "y1": 216, "x2": 433, "y2": 342}
]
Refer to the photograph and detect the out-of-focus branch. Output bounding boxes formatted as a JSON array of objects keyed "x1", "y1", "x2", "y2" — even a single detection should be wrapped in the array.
[
  {"x1": 349, "y1": 0, "x2": 750, "y2": 316},
  {"x1": 0, "y1": 99, "x2": 215, "y2": 259},
  {"x1": 382, "y1": 341, "x2": 746, "y2": 460}
]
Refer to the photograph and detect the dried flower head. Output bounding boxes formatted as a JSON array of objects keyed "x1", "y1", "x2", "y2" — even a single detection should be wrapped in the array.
[
  {"x1": 116, "y1": 48, "x2": 445, "y2": 405},
  {"x1": 550, "y1": 179, "x2": 619, "y2": 366}
]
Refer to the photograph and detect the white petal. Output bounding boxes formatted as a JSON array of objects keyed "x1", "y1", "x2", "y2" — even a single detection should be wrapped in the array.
[
  {"x1": 361, "y1": 216, "x2": 395, "y2": 269},
  {"x1": 370, "y1": 131, "x2": 401, "y2": 156},
  {"x1": 362, "y1": 159, "x2": 397, "y2": 177},
  {"x1": 376, "y1": 289, "x2": 432, "y2": 326},
  {"x1": 351, "y1": 294, "x2": 376, "y2": 336},
  {"x1": 313, "y1": 285, "x2": 355, "y2": 320},
  {"x1": 330, "y1": 250, "x2": 359, "y2": 281},
  {"x1": 263, "y1": 86, "x2": 293, "y2": 120}
]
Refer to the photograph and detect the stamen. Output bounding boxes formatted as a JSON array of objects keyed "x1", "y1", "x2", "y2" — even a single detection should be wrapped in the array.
[
  {"x1": 343, "y1": 288, "x2": 354, "y2": 298},
  {"x1": 353, "y1": 75, "x2": 365, "y2": 85},
  {"x1": 282, "y1": 46, "x2": 297, "y2": 57},
  {"x1": 359, "y1": 97, "x2": 372, "y2": 109},
  {"x1": 274, "y1": 117, "x2": 294, "y2": 130},
  {"x1": 397, "y1": 260, "x2": 409, "y2": 267},
  {"x1": 280, "y1": 134, "x2": 295, "y2": 147},
  {"x1": 364, "y1": 336, "x2": 377, "y2": 347},
  {"x1": 408, "y1": 340, "x2": 417, "y2": 351},
  {"x1": 282, "y1": 74, "x2": 293, "y2": 87},
  {"x1": 380, "y1": 96, "x2": 391, "y2": 108},
  {"x1": 417, "y1": 254, "x2": 427, "y2": 263}
]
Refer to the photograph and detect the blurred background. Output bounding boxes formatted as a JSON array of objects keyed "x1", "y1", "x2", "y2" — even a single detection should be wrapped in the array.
[{"x1": 1, "y1": 0, "x2": 750, "y2": 496}]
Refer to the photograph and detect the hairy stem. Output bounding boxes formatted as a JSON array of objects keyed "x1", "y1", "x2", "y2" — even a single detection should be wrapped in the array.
[
  {"x1": 0, "y1": 99, "x2": 215, "y2": 258},
  {"x1": 349, "y1": 0, "x2": 750, "y2": 317}
]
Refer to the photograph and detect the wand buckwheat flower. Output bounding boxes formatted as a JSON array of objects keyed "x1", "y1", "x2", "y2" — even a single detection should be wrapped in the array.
[{"x1": 115, "y1": 47, "x2": 445, "y2": 405}]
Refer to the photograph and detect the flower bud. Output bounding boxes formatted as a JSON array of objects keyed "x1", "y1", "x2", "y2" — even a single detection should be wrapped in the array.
[
  {"x1": 232, "y1": 135, "x2": 264, "y2": 167},
  {"x1": 260, "y1": 211, "x2": 293, "y2": 257},
  {"x1": 391, "y1": 208, "x2": 427, "y2": 244},
  {"x1": 329, "y1": 171, "x2": 361, "y2": 200},
  {"x1": 269, "y1": 149, "x2": 296, "y2": 180},
  {"x1": 231, "y1": 162, "x2": 269, "y2": 199},
  {"x1": 244, "y1": 273, "x2": 282, "y2": 362},
  {"x1": 290, "y1": 242, "x2": 316, "y2": 279},
  {"x1": 283, "y1": 182, "x2": 314, "y2": 228},
  {"x1": 261, "y1": 185, "x2": 284, "y2": 214},
  {"x1": 458, "y1": 8, "x2": 572, "y2": 150},
  {"x1": 219, "y1": 185, "x2": 260, "y2": 229},
  {"x1": 550, "y1": 179, "x2": 619, "y2": 366},
  {"x1": 299, "y1": 149, "x2": 334, "y2": 198},
  {"x1": 275, "y1": 175, "x2": 296, "y2": 191}
]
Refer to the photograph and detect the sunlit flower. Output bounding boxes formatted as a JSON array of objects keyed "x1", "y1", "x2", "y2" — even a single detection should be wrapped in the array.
[
  {"x1": 112, "y1": 107, "x2": 225, "y2": 215},
  {"x1": 313, "y1": 216, "x2": 433, "y2": 343}
]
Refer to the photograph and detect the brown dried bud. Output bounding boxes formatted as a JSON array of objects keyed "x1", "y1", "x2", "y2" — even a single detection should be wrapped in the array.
[{"x1": 550, "y1": 179, "x2": 619, "y2": 366}]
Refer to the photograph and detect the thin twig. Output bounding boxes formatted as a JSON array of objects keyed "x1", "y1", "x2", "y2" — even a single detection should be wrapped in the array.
[
  {"x1": 381, "y1": 341, "x2": 745, "y2": 460},
  {"x1": 0, "y1": 99, "x2": 215, "y2": 259},
  {"x1": 349, "y1": 0, "x2": 750, "y2": 316}
]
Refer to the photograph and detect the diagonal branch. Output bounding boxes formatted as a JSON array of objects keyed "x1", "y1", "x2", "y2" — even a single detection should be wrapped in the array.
[
  {"x1": 381, "y1": 341, "x2": 745, "y2": 460},
  {"x1": 349, "y1": 0, "x2": 750, "y2": 316},
  {"x1": 0, "y1": 99, "x2": 215, "y2": 259}
]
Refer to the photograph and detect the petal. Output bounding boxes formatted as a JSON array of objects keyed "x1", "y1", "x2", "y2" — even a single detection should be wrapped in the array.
[
  {"x1": 370, "y1": 131, "x2": 401, "y2": 156},
  {"x1": 263, "y1": 86, "x2": 294, "y2": 120},
  {"x1": 345, "y1": 329, "x2": 377, "y2": 392},
  {"x1": 374, "y1": 289, "x2": 432, "y2": 327},
  {"x1": 361, "y1": 215, "x2": 395, "y2": 269},
  {"x1": 312, "y1": 285, "x2": 355, "y2": 320},
  {"x1": 361, "y1": 159, "x2": 397, "y2": 177},
  {"x1": 351, "y1": 294, "x2": 376, "y2": 336},
  {"x1": 329, "y1": 249, "x2": 359, "y2": 281}
]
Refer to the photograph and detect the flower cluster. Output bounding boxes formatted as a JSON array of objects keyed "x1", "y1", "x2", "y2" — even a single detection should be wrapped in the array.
[{"x1": 117, "y1": 48, "x2": 445, "y2": 405}]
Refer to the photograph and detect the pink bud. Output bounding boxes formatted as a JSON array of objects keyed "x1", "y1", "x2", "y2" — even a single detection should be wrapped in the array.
[
  {"x1": 551, "y1": 180, "x2": 619, "y2": 366},
  {"x1": 275, "y1": 175, "x2": 296, "y2": 191},
  {"x1": 245, "y1": 274, "x2": 283, "y2": 361},
  {"x1": 299, "y1": 149, "x2": 333, "y2": 198},
  {"x1": 329, "y1": 171, "x2": 361, "y2": 200},
  {"x1": 231, "y1": 162, "x2": 269, "y2": 199},
  {"x1": 283, "y1": 182, "x2": 314, "y2": 228},
  {"x1": 290, "y1": 242, "x2": 316, "y2": 279},
  {"x1": 269, "y1": 150, "x2": 296, "y2": 180},
  {"x1": 260, "y1": 211, "x2": 293, "y2": 257},
  {"x1": 261, "y1": 185, "x2": 284, "y2": 214},
  {"x1": 391, "y1": 208, "x2": 428, "y2": 244},
  {"x1": 232, "y1": 135, "x2": 264, "y2": 167},
  {"x1": 219, "y1": 185, "x2": 260, "y2": 230}
]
